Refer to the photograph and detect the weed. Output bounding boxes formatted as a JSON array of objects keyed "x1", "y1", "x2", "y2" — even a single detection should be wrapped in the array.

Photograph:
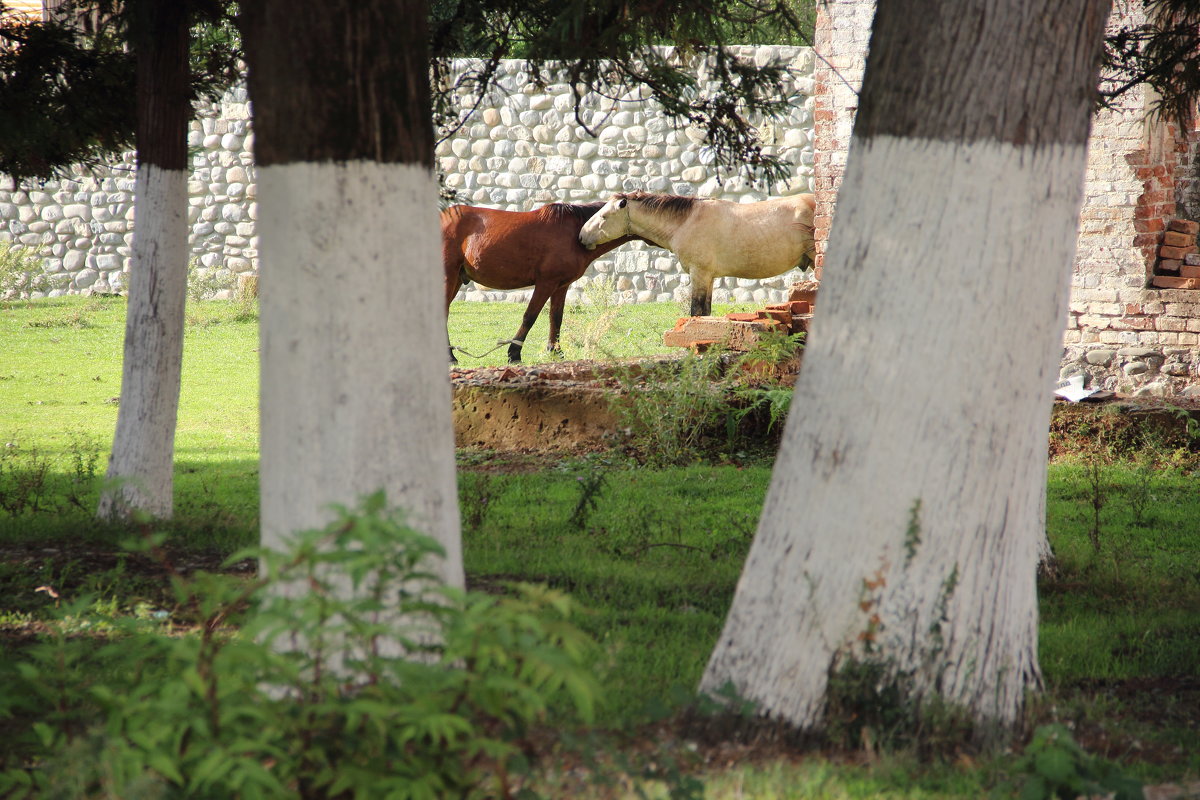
[
  {"x1": 565, "y1": 274, "x2": 621, "y2": 359},
  {"x1": 611, "y1": 353, "x2": 729, "y2": 466},
  {"x1": 0, "y1": 244, "x2": 53, "y2": 300},
  {"x1": 460, "y1": 472, "x2": 500, "y2": 532},
  {"x1": 64, "y1": 432, "x2": 100, "y2": 511},
  {"x1": 23, "y1": 307, "x2": 94, "y2": 329},
  {"x1": 1084, "y1": 453, "x2": 1110, "y2": 555},
  {"x1": 0, "y1": 434, "x2": 101, "y2": 517},
  {"x1": 0, "y1": 440, "x2": 52, "y2": 516},
  {"x1": 186, "y1": 257, "x2": 236, "y2": 302},
  {"x1": 569, "y1": 469, "x2": 608, "y2": 530}
]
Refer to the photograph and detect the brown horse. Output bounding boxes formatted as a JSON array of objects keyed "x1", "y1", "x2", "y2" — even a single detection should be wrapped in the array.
[{"x1": 442, "y1": 202, "x2": 639, "y2": 363}]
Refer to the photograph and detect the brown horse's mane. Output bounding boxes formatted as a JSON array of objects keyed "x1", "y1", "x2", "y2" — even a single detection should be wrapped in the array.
[
  {"x1": 617, "y1": 192, "x2": 698, "y2": 222},
  {"x1": 537, "y1": 202, "x2": 605, "y2": 224}
]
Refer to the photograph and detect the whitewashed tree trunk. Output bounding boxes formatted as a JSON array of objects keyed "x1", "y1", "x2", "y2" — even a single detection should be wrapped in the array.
[
  {"x1": 702, "y1": 0, "x2": 1112, "y2": 734},
  {"x1": 98, "y1": 0, "x2": 190, "y2": 521},
  {"x1": 244, "y1": 0, "x2": 463, "y2": 588},
  {"x1": 256, "y1": 162, "x2": 463, "y2": 586}
]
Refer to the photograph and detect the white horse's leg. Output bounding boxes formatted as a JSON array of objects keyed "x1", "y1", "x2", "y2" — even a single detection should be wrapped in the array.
[
  {"x1": 689, "y1": 267, "x2": 714, "y2": 317},
  {"x1": 691, "y1": 267, "x2": 715, "y2": 321}
]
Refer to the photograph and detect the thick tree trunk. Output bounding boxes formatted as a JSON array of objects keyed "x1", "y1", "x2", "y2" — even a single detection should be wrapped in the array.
[
  {"x1": 97, "y1": 0, "x2": 190, "y2": 520},
  {"x1": 702, "y1": 0, "x2": 1112, "y2": 735},
  {"x1": 243, "y1": 0, "x2": 462, "y2": 587}
]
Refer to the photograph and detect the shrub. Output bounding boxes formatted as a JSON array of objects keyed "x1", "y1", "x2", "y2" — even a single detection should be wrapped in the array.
[{"x1": 0, "y1": 493, "x2": 599, "y2": 799}]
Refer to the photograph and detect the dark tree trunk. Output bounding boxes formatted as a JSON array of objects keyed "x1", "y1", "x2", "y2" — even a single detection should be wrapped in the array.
[{"x1": 242, "y1": 0, "x2": 434, "y2": 167}]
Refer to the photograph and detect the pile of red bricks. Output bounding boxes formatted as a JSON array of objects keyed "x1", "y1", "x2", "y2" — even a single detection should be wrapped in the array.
[
  {"x1": 664, "y1": 281, "x2": 819, "y2": 352},
  {"x1": 1153, "y1": 218, "x2": 1200, "y2": 289}
]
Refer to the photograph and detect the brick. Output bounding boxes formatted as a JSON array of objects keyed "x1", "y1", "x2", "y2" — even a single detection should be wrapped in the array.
[
  {"x1": 1152, "y1": 275, "x2": 1200, "y2": 289},
  {"x1": 1119, "y1": 316, "x2": 1154, "y2": 330},
  {"x1": 1168, "y1": 218, "x2": 1200, "y2": 235},
  {"x1": 1159, "y1": 259, "x2": 1182, "y2": 273},
  {"x1": 758, "y1": 309, "x2": 793, "y2": 327},
  {"x1": 725, "y1": 312, "x2": 759, "y2": 322},
  {"x1": 663, "y1": 316, "x2": 782, "y2": 351},
  {"x1": 1186, "y1": 253, "x2": 1200, "y2": 266},
  {"x1": 1159, "y1": 244, "x2": 1197, "y2": 260},
  {"x1": 1164, "y1": 229, "x2": 1197, "y2": 247},
  {"x1": 1182, "y1": 265, "x2": 1200, "y2": 279}
]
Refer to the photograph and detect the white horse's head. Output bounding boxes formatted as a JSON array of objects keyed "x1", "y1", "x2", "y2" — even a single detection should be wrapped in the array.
[{"x1": 579, "y1": 194, "x2": 632, "y2": 251}]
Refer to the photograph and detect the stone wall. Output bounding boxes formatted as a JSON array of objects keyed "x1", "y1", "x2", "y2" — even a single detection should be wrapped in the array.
[
  {"x1": 0, "y1": 46, "x2": 818, "y2": 306},
  {"x1": 0, "y1": 84, "x2": 257, "y2": 296}
]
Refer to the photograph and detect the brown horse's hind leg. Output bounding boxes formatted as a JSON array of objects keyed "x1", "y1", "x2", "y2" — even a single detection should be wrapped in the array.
[
  {"x1": 509, "y1": 283, "x2": 556, "y2": 363},
  {"x1": 443, "y1": 255, "x2": 467, "y2": 364},
  {"x1": 545, "y1": 284, "x2": 569, "y2": 356}
]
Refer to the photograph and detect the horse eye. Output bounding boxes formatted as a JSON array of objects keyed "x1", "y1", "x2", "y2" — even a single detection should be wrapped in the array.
[{"x1": 618, "y1": 199, "x2": 627, "y2": 209}]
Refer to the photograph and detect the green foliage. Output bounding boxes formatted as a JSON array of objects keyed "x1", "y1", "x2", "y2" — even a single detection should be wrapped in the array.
[
  {"x1": 1102, "y1": 0, "x2": 1200, "y2": 122},
  {"x1": 430, "y1": 0, "x2": 814, "y2": 186},
  {"x1": 727, "y1": 329, "x2": 803, "y2": 436},
  {"x1": 0, "y1": 493, "x2": 601, "y2": 798},
  {"x1": 0, "y1": 0, "x2": 240, "y2": 184},
  {"x1": 1003, "y1": 724, "x2": 1143, "y2": 800}
]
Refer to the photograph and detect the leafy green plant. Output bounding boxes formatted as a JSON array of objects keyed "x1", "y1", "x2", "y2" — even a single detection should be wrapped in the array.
[
  {"x1": 0, "y1": 493, "x2": 601, "y2": 799},
  {"x1": 1003, "y1": 723, "x2": 1143, "y2": 800}
]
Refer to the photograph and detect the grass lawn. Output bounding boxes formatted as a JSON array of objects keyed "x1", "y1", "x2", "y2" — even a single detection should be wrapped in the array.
[{"x1": 1, "y1": 295, "x2": 1198, "y2": 797}]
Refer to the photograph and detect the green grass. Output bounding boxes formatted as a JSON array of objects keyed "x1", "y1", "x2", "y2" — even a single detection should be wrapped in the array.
[
  {"x1": 1, "y1": 295, "x2": 1199, "y2": 793},
  {"x1": 460, "y1": 465, "x2": 765, "y2": 721},
  {"x1": 446, "y1": 294, "x2": 762, "y2": 367}
]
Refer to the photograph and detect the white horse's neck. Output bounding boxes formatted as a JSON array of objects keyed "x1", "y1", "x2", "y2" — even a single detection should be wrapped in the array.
[{"x1": 628, "y1": 203, "x2": 680, "y2": 251}]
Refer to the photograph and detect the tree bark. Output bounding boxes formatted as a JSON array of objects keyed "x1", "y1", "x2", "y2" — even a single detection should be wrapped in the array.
[
  {"x1": 97, "y1": 0, "x2": 190, "y2": 520},
  {"x1": 702, "y1": 0, "x2": 1112, "y2": 735},
  {"x1": 243, "y1": 0, "x2": 462, "y2": 587}
]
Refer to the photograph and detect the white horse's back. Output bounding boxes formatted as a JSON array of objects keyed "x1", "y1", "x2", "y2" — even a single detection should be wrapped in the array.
[{"x1": 673, "y1": 194, "x2": 815, "y2": 280}]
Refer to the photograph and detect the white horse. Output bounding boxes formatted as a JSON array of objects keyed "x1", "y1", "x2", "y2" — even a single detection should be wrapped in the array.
[{"x1": 579, "y1": 191, "x2": 816, "y2": 316}]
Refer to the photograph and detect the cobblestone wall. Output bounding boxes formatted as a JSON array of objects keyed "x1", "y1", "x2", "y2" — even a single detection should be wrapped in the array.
[{"x1": 0, "y1": 47, "x2": 817, "y2": 306}]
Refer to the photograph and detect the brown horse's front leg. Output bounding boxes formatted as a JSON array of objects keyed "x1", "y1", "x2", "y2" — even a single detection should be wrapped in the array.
[
  {"x1": 510, "y1": 283, "x2": 556, "y2": 363},
  {"x1": 545, "y1": 284, "x2": 569, "y2": 356}
]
